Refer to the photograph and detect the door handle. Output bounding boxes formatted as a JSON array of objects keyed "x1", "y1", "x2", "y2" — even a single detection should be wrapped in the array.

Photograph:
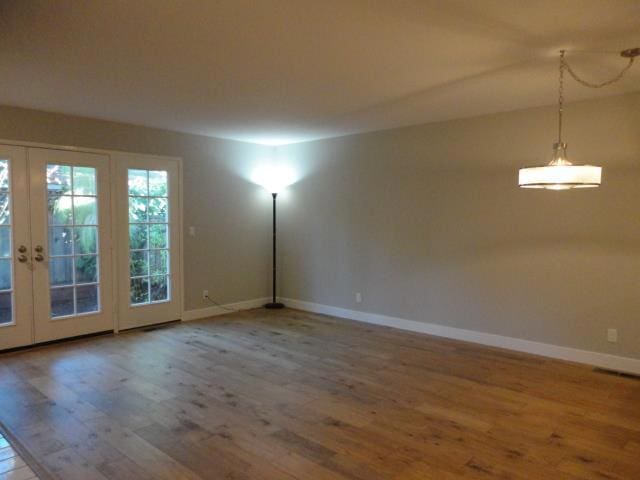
[
  {"x1": 18, "y1": 245, "x2": 27, "y2": 253},
  {"x1": 34, "y1": 245, "x2": 46, "y2": 261},
  {"x1": 17, "y1": 254, "x2": 29, "y2": 263}
]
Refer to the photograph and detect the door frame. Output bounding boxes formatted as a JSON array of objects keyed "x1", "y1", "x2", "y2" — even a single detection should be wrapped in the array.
[{"x1": 0, "y1": 138, "x2": 184, "y2": 340}]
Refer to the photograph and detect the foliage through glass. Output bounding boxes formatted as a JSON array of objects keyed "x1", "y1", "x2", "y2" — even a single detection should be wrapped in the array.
[
  {"x1": 47, "y1": 164, "x2": 100, "y2": 317},
  {"x1": 0, "y1": 159, "x2": 12, "y2": 325},
  {"x1": 128, "y1": 169, "x2": 170, "y2": 305}
]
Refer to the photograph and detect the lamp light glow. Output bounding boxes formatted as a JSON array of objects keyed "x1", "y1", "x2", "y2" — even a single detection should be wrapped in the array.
[{"x1": 251, "y1": 165, "x2": 295, "y2": 194}]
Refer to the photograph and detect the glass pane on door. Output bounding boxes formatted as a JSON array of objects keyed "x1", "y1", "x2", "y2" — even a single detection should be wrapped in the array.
[
  {"x1": 47, "y1": 164, "x2": 100, "y2": 318},
  {"x1": 0, "y1": 160, "x2": 13, "y2": 325},
  {"x1": 128, "y1": 169, "x2": 170, "y2": 305}
]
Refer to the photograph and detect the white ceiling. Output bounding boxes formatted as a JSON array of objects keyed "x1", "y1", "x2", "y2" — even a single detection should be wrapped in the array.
[{"x1": 0, "y1": 0, "x2": 639, "y2": 145}]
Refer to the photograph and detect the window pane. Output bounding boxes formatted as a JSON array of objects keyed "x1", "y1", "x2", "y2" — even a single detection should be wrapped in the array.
[
  {"x1": 47, "y1": 165, "x2": 72, "y2": 194},
  {"x1": 0, "y1": 160, "x2": 9, "y2": 193},
  {"x1": 0, "y1": 226, "x2": 10, "y2": 258},
  {"x1": 130, "y1": 250, "x2": 148, "y2": 277},
  {"x1": 73, "y1": 167, "x2": 97, "y2": 195},
  {"x1": 0, "y1": 258, "x2": 11, "y2": 290},
  {"x1": 0, "y1": 193, "x2": 10, "y2": 225},
  {"x1": 48, "y1": 194, "x2": 73, "y2": 225},
  {"x1": 0, "y1": 161, "x2": 12, "y2": 325},
  {"x1": 128, "y1": 169, "x2": 148, "y2": 196},
  {"x1": 149, "y1": 224, "x2": 167, "y2": 249},
  {"x1": 73, "y1": 196, "x2": 97, "y2": 225},
  {"x1": 128, "y1": 168, "x2": 171, "y2": 306},
  {"x1": 149, "y1": 250, "x2": 168, "y2": 275},
  {"x1": 49, "y1": 227, "x2": 73, "y2": 256},
  {"x1": 148, "y1": 197, "x2": 168, "y2": 222},
  {"x1": 49, "y1": 257, "x2": 73, "y2": 286},
  {"x1": 75, "y1": 255, "x2": 98, "y2": 284},
  {"x1": 76, "y1": 285, "x2": 99, "y2": 314},
  {"x1": 74, "y1": 226, "x2": 97, "y2": 254},
  {"x1": 149, "y1": 171, "x2": 168, "y2": 197},
  {"x1": 129, "y1": 197, "x2": 148, "y2": 222},
  {"x1": 47, "y1": 164, "x2": 101, "y2": 319},
  {"x1": 51, "y1": 287, "x2": 74, "y2": 317},
  {"x1": 129, "y1": 224, "x2": 148, "y2": 250},
  {"x1": 0, "y1": 291, "x2": 11, "y2": 324},
  {"x1": 130, "y1": 277, "x2": 149, "y2": 304},
  {"x1": 150, "y1": 275, "x2": 168, "y2": 302}
]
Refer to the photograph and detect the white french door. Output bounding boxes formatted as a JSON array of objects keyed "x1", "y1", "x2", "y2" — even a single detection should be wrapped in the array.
[
  {"x1": 114, "y1": 154, "x2": 181, "y2": 330},
  {"x1": 0, "y1": 146, "x2": 113, "y2": 349},
  {"x1": 0, "y1": 146, "x2": 33, "y2": 350},
  {"x1": 29, "y1": 148, "x2": 113, "y2": 343}
]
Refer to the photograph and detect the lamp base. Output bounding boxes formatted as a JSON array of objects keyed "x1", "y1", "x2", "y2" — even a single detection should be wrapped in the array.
[{"x1": 264, "y1": 302, "x2": 285, "y2": 309}]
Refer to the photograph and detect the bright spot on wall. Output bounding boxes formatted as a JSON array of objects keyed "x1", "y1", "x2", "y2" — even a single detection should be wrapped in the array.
[{"x1": 251, "y1": 164, "x2": 297, "y2": 194}]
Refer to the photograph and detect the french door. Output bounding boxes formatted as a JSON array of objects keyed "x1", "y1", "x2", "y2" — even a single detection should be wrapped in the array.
[
  {"x1": 29, "y1": 148, "x2": 113, "y2": 343},
  {"x1": 0, "y1": 146, "x2": 33, "y2": 350},
  {"x1": 114, "y1": 154, "x2": 181, "y2": 330},
  {"x1": 0, "y1": 146, "x2": 113, "y2": 349},
  {"x1": 0, "y1": 145, "x2": 181, "y2": 350}
]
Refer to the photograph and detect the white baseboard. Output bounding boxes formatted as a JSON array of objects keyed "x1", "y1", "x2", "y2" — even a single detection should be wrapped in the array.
[
  {"x1": 281, "y1": 297, "x2": 640, "y2": 376},
  {"x1": 182, "y1": 297, "x2": 270, "y2": 321}
]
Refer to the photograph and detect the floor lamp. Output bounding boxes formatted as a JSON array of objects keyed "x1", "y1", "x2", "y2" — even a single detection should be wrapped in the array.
[{"x1": 264, "y1": 189, "x2": 285, "y2": 309}]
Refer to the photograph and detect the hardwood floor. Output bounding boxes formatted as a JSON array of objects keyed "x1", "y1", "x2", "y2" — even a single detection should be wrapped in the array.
[{"x1": 0, "y1": 308, "x2": 639, "y2": 479}]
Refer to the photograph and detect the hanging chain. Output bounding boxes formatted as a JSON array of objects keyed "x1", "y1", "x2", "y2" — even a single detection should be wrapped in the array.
[
  {"x1": 561, "y1": 53, "x2": 635, "y2": 89},
  {"x1": 558, "y1": 51, "x2": 565, "y2": 143},
  {"x1": 557, "y1": 49, "x2": 637, "y2": 142}
]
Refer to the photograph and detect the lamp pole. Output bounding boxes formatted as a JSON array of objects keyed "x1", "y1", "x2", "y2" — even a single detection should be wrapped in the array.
[{"x1": 265, "y1": 192, "x2": 284, "y2": 309}]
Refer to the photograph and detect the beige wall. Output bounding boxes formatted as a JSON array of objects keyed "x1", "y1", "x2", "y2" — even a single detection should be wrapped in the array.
[
  {"x1": 0, "y1": 105, "x2": 274, "y2": 311},
  {"x1": 277, "y1": 92, "x2": 640, "y2": 359}
]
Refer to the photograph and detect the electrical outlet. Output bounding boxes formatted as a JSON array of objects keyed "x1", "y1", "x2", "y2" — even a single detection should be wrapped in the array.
[
  {"x1": 188, "y1": 226, "x2": 196, "y2": 237},
  {"x1": 607, "y1": 328, "x2": 618, "y2": 343},
  {"x1": 355, "y1": 292, "x2": 362, "y2": 304},
  {"x1": 202, "y1": 290, "x2": 209, "y2": 300}
]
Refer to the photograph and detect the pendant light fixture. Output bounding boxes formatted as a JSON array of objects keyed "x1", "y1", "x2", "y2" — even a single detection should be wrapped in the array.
[{"x1": 519, "y1": 48, "x2": 638, "y2": 190}]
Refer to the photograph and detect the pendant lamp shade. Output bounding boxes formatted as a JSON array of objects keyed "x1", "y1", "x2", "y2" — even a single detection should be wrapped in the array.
[{"x1": 519, "y1": 142, "x2": 601, "y2": 190}]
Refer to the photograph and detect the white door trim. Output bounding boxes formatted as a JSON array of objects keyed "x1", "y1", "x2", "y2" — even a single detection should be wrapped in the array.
[{"x1": 0, "y1": 138, "x2": 181, "y2": 163}]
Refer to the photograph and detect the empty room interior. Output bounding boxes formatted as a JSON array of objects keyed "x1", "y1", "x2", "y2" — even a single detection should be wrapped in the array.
[{"x1": 1, "y1": 1, "x2": 640, "y2": 479}]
